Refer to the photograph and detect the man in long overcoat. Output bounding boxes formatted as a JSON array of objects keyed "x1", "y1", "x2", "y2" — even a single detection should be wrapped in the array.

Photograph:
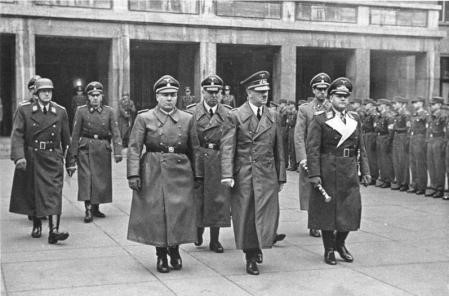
[
  {"x1": 127, "y1": 75, "x2": 200, "y2": 274},
  {"x1": 294, "y1": 73, "x2": 332, "y2": 238},
  {"x1": 186, "y1": 74, "x2": 231, "y2": 253},
  {"x1": 306, "y1": 77, "x2": 370, "y2": 265},
  {"x1": 221, "y1": 71, "x2": 286, "y2": 276},
  {"x1": 67, "y1": 81, "x2": 123, "y2": 223},
  {"x1": 10, "y1": 78, "x2": 70, "y2": 244}
]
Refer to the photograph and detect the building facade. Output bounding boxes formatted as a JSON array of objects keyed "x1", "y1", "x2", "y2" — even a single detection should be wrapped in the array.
[{"x1": 0, "y1": 0, "x2": 444, "y2": 136}]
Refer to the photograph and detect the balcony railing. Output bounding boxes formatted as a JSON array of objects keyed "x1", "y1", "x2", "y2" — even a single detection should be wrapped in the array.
[
  {"x1": 129, "y1": 0, "x2": 199, "y2": 14},
  {"x1": 216, "y1": 0, "x2": 281, "y2": 19}
]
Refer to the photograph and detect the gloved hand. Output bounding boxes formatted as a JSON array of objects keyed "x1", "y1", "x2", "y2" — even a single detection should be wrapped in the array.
[
  {"x1": 278, "y1": 183, "x2": 284, "y2": 192},
  {"x1": 361, "y1": 175, "x2": 372, "y2": 187},
  {"x1": 15, "y1": 158, "x2": 27, "y2": 170},
  {"x1": 221, "y1": 178, "x2": 235, "y2": 188},
  {"x1": 128, "y1": 177, "x2": 141, "y2": 191},
  {"x1": 309, "y1": 176, "x2": 322, "y2": 187},
  {"x1": 299, "y1": 159, "x2": 307, "y2": 171},
  {"x1": 66, "y1": 166, "x2": 77, "y2": 177},
  {"x1": 114, "y1": 155, "x2": 123, "y2": 163}
]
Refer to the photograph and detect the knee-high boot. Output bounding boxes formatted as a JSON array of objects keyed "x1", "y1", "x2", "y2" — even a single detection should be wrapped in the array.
[
  {"x1": 322, "y1": 230, "x2": 336, "y2": 265},
  {"x1": 48, "y1": 215, "x2": 69, "y2": 244},
  {"x1": 31, "y1": 216, "x2": 42, "y2": 238},
  {"x1": 209, "y1": 227, "x2": 223, "y2": 253}
]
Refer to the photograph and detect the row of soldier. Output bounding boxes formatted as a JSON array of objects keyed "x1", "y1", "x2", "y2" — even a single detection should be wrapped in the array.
[{"x1": 9, "y1": 70, "x2": 372, "y2": 275}]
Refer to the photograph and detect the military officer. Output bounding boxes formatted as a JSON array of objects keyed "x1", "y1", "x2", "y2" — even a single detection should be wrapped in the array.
[
  {"x1": 177, "y1": 86, "x2": 198, "y2": 110},
  {"x1": 425, "y1": 96, "x2": 446, "y2": 198},
  {"x1": 10, "y1": 78, "x2": 70, "y2": 244},
  {"x1": 127, "y1": 75, "x2": 200, "y2": 273},
  {"x1": 374, "y1": 98, "x2": 395, "y2": 188},
  {"x1": 70, "y1": 81, "x2": 87, "y2": 129},
  {"x1": 294, "y1": 72, "x2": 332, "y2": 238},
  {"x1": 286, "y1": 101, "x2": 298, "y2": 171},
  {"x1": 408, "y1": 97, "x2": 428, "y2": 195},
  {"x1": 306, "y1": 77, "x2": 370, "y2": 265},
  {"x1": 221, "y1": 85, "x2": 236, "y2": 107},
  {"x1": 186, "y1": 74, "x2": 231, "y2": 253},
  {"x1": 118, "y1": 92, "x2": 136, "y2": 147},
  {"x1": 67, "y1": 81, "x2": 123, "y2": 223},
  {"x1": 391, "y1": 96, "x2": 410, "y2": 191},
  {"x1": 221, "y1": 70, "x2": 286, "y2": 275},
  {"x1": 361, "y1": 98, "x2": 379, "y2": 184}
]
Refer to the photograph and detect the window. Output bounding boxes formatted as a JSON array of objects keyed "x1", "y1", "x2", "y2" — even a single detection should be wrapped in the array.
[
  {"x1": 129, "y1": 0, "x2": 199, "y2": 14},
  {"x1": 33, "y1": 0, "x2": 112, "y2": 9},
  {"x1": 438, "y1": 1, "x2": 449, "y2": 22},
  {"x1": 441, "y1": 57, "x2": 449, "y2": 100},
  {"x1": 216, "y1": 0, "x2": 281, "y2": 19},
  {"x1": 296, "y1": 2, "x2": 357, "y2": 23},
  {"x1": 370, "y1": 8, "x2": 427, "y2": 27}
]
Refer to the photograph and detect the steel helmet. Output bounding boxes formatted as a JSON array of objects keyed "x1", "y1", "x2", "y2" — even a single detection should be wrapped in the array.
[{"x1": 35, "y1": 78, "x2": 54, "y2": 93}]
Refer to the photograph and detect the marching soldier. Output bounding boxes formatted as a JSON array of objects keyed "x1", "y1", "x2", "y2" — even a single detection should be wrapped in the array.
[
  {"x1": 294, "y1": 73, "x2": 332, "y2": 238},
  {"x1": 306, "y1": 77, "x2": 370, "y2": 265},
  {"x1": 10, "y1": 78, "x2": 70, "y2": 244},
  {"x1": 221, "y1": 71, "x2": 286, "y2": 275},
  {"x1": 127, "y1": 75, "x2": 200, "y2": 273},
  {"x1": 408, "y1": 97, "x2": 428, "y2": 195},
  {"x1": 177, "y1": 86, "x2": 198, "y2": 110},
  {"x1": 374, "y1": 99, "x2": 395, "y2": 188},
  {"x1": 67, "y1": 81, "x2": 123, "y2": 223},
  {"x1": 186, "y1": 74, "x2": 231, "y2": 253},
  {"x1": 118, "y1": 92, "x2": 136, "y2": 147},
  {"x1": 361, "y1": 99, "x2": 379, "y2": 184},
  {"x1": 391, "y1": 96, "x2": 410, "y2": 191},
  {"x1": 221, "y1": 85, "x2": 236, "y2": 107},
  {"x1": 425, "y1": 96, "x2": 446, "y2": 198}
]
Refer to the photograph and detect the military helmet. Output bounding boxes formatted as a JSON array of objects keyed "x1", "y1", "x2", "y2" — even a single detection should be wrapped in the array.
[
  {"x1": 28, "y1": 75, "x2": 42, "y2": 90},
  {"x1": 34, "y1": 78, "x2": 54, "y2": 93}
]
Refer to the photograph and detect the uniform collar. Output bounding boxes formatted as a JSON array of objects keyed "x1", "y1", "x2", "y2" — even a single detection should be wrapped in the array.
[
  {"x1": 248, "y1": 101, "x2": 264, "y2": 116},
  {"x1": 89, "y1": 105, "x2": 103, "y2": 113},
  {"x1": 203, "y1": 101, "x2": 218, "y2": 114}
]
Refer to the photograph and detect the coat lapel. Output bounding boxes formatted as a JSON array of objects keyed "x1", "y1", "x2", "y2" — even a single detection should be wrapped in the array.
[
  {"x1": 325, "y1": 112, "x2": 357, "y2": 148},
  {"x1": 254, "y1": 106, "x2": 273, "y2": 140},
  {"x1": 31, "y1": 102, "x2": 58, "y2": 137}
]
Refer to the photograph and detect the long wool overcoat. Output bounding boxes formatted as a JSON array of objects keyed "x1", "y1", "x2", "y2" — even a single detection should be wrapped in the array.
[
  {"x1": 127, "y1": 107, "x2": 200, "y2": 247},
  {"x1": 10, "y1": 100, "x2": 71, "y2": 217},
  {"x1": 69, "y1": 105, "x2": 122, "y2": 204},
  {"x1": 306, "y1": 109, "x2": 369, "y2": 231},
  {"x1": 221, "y1": 102, "x2": 286, "y2": 249},
  {"x1": 186, "y1": 102, "x2": 231, "y2": 228}
]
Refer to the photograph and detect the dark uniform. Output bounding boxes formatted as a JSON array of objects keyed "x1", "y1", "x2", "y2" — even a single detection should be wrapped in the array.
[
  {"x1": 391, "y1": 96, "x2": 410, "y2": 191},
  {"x1": 409, "y1": 97, "x2": 428, "y2": 194},
  {"x1": 177, "y1": 87, "x2": 198, "y2": 110},
  {"x1": 306, "y1": 77, "x2": 370, "y2": 265},
  {"x1": 186, "y1": 75, "x2": 232, "y2": 253},
  {"x1": 10, "y1": 78, "x2": 70, "y2": 244},
  {"x1": 374, "y1": 99, "x2": 395, "y2": 188},
  {"x1": 70, "y1": 90, "x2": 87, "y2": 128},
  {"x1": 118, "y1": 94, "x2": 136, "y2": 147},
  {"x1": 426, "y1": 97, "x2": 446, "y2": 198},
  {"x1": 361, "y1": 99, "x2": 379, "y2": 183},
  {"x1": 286, "y1": 103, "x2": 298, "y2": 171},
  {"x1": 221, "y1": 85, "x2": 236, "y2": 107},
  {"x1": 278, "y1": 100, "x2": 289, "y2": 168},
  {"x1": 68, "y1": 82, "x2": 123, "y2": 222}
]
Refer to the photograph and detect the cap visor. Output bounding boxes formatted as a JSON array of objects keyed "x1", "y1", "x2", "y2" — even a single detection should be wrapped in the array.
[
  {"x1": 157, "y1": 86, "x2": 179, "y2": 94},
  {"x1": 313, "y1": 83, "x2": 329, "y2": 89},
  {"x1": 252, "y1": 85, "x2": 270, "y2": 91},
  {"x1": 332, "y1": 91, "x2": 349, "y2": 96},
  {"x1": 88, "y1": 90, "x2": 102, "y2": 95},
  {"x1": 203, "y1": 86, "x2": 221, "y2": 92}
]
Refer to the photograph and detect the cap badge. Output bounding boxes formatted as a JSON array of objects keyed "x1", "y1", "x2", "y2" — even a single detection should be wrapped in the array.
[{"x1": 260, "y1": 79, "x2": 267, "y2": 85}]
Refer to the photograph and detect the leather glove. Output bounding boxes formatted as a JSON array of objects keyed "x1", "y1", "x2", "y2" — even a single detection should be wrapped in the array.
[
  {"x1": 114, "y1": 155, "x2": 123, "y2": 163},
  {"x1": 361, "y1": 175, "x2": 372, "y2": 187},
  {"x1": 299, "y1": 159, "x2": 308, "y2": 171},
  {"x1": 221, "y1": 178, "x2": 235, "y2": 188},
  {"x1": 66, "y1": 166, "x2": 77, "y2": 177},
  {"x1": 278, "y1": 183, "x2": 285, "y2": 192},
  {"x1": 309, "y1": 176, "x2": 322, "y2": 187},
  {"x1": 128, "y1": 177, "x2": 141, "y2": 191},
  {"x1": 15, "y1": 158, "x2": 27, "y2": 171}
]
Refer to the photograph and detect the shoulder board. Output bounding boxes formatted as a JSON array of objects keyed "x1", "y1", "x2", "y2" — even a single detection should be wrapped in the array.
[
  {"x1": 314, "y1": 110, "x2": 325, "y2": 116},
  {"x1": 325, "y1": 111, "x2": 334, "y2": 119},
  {"x1": 222, "y1": 104, "x2": 233, "y2": 109},
  {"x1": 20, "y1": 101, "x2": 32, "y2": 106},
  {"x1": 186, "y1": 103, "x2": 197, "y2": 109},
  {"x1": 77, "y1": 104, "x2": 87, "y2": 110},
  {"x1": 50, "y1": 101, "x2": 66, "y2": 110},
  {"x1": 137, "y1": 109, "x2": 149, "y2": 114},
  {"x1": 103, "y1": 105, "x2": 112, "y2": 109}
]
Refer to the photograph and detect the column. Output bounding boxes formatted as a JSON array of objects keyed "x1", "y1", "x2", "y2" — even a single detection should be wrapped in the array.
[
  {"x1": 273, "y1": 44, "x2": 296, "y2": 103},
  {"x1": 346, "y1": 48, "x2": 370, "y2": 100},
  {"x1": 194, "y1": 41, "x2": 216, "y2": 99},
  {"x1": 109, "y1": 24, "x2": 130, "y2": 111},
  {"x1": 415, "y1": 50, "x2": 436, "y2": 102},
  {"x1": 15, "y1": 19, "x2": 35, "y2": 109}
]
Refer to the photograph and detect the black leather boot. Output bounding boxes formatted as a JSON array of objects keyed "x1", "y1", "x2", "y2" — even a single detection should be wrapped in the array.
[
  {"x1": 48, "y1": 215, "x2": 69, "y2": 244},
  {"x1": 168, "y1": 245, "x2": 182, "y2": 270},
  {"x1": 244, "y1": 249, "x2": 259, "y2": 275},
  {"x1": 322, "y1": 230, "x2": 336, "y2": 265},
  {"x1": 84, "y1": 201, "x2": 93, "y2": 223},
  {"x1": 336, "y1": 231, "x2": 353, "y2": 262},
  {"x1": 194, "y1": 227, "x2": 204, "y2": 246},
  {"x1": 209, "y1": 227, "x2": 224, "y2": 253},
  {"x1": 92, "y1": 204, "x2": 106, "y2": 218},
  {"x1": 31, "y1": 216, "x2": 42, "y2": 238},
  {"x1": 156, "y1": 247, "x2": 169, "y2": 273}
]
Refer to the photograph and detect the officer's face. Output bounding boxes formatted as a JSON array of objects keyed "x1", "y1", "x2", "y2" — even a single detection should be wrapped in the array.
[
  {"x1": 430, "y1": 102, "x2": 441, "y2": 112},
  {"x1": 351, "y1": 102, "x2": 360, "y2": 109},
  {"x1": 313, "y1": 87, "x2": 327, "y2": 101},
  {"x1": 76, "y1": 90, "x2": 83, "y2": 96},
  {"x1": 412, "y1": 101, "x2": 423, "y2": 110},
  {"x1": 203, "y1": 89, "x2": 220, "y2": 107},
  {"x1": 247, "y1": 89, "x2": 269, "y2": 107},
  {"x1": 224, "y1": 89, "x2": 230, "y2": 95},
  {"x1": 185, "y1": 90, "x2": 191, "y2": 96},
  {"x1": 330, "y1": 93, "x2": 349, "y2": 112},
  {"x1": 88, "y1": 92, "x2": 103, "y2": 107},
  {"x1": 157, "y1": 92, "x2": 177, "y2": 112},
  {"x1": 37, "y1": 89, "x2": 52, "y2": 104}
]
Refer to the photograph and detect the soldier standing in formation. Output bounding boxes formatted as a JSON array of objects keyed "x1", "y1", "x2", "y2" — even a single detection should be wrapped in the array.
[
  {"x1": 294, "y1": 72, "x2": 332, "y2": 238},
  {"x1": 177, "y1": 86, "x2": 198, "y2": 110},
  {"x1": 10, "y1": 78, "x2": 70, "y2": 244},
  {"x1": 67, "y1": 81, "x2": 123, "y2": 223},
  {"x1": 118, "y1": 92, "x2": 136, "y2": 147},
  {"x1": 186, "y1": 74, "x2": 232, "y2": 253},
  {"x1": 70, "y1": 81, "x2": 87, "y2": 129},
  {"x1": 425, "y1": 96, "x2": 446, "y2": 198},
  {"x1": 408, "y1": 97, "x2": 428, "y2": 195},
  {"x1": 391, "y1": 96, "x2": 410, "y2": 191},
  {"x1": 221, "y1": 85, "x2": 236, "y2": 107},
  {"x1": 286, "y1": 101, "x2": 298, "y2": 171},
  {"x1": 221, "y1": 71, "x2": 286, "y2": 275},
  {"x1": 127, "y1": 75, "x2": 200, "y2": 273},
  {"x1": 361, "y1": 98, "x2": 379, "y2": 184},
  {"x1": 306, "y1": 77, "x2": 371, "y2": 265}
]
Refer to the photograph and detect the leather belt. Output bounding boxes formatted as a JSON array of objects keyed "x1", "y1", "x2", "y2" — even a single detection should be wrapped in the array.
[
  {"x1": 377, "y1": 132, "x2": 389, "y2": 136},
  {"x1": 32, "y1": 141, "x2": 56, "y2": 151},
  {"x1": 201, "y1": 142, "x2": 219, "y2": 150},
  {"x1": 82, "y1": 133, "x2": 110, "y2": 140},
  {"x1": 147, "y1": 146, "x2": 187, "y2": 154},
  {"x1": 322, "y1": 147, "x2": 357, "y2": 157},
  {"x1": 429, "y1": 132, "x2": 444, "y2": 138}
]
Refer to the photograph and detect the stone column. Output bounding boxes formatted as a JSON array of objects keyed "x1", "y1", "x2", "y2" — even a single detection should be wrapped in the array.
[
  {"x1": 194, "y1": 41, "x2": 216, "y2": 100},
  {"x1": 109, "y1": 24, "x2": 130, "y2": 111},
  {"x1": 415, "y1": 50, "x2": 436, "y2": 102},
  {"x1": 273, "y1": 44, "x2": 296, "y2": 103},
  {"x1": 15, "y1": 19, "x2": 35, "y2": 109},
  {"x1": 346, "y1": 48, "x2": 370, "y2": 101}
]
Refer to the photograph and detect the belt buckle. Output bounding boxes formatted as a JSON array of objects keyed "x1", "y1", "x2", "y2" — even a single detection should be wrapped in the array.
[
  {"x1": 39, "y1": 141, "x2": 46, "y2": 150},
  {"x1": 93, "y1": 134, "x2": 99, "y2": 139},
  {"x1": 207, "y1": 143, "x2": 215, "y2": 149},
  {"x1": 168, "y1": 146, "x2": 174, "y2": 153},
  {"x1": 343, "y1": 148, "x2": 350, "y2": 157}
]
